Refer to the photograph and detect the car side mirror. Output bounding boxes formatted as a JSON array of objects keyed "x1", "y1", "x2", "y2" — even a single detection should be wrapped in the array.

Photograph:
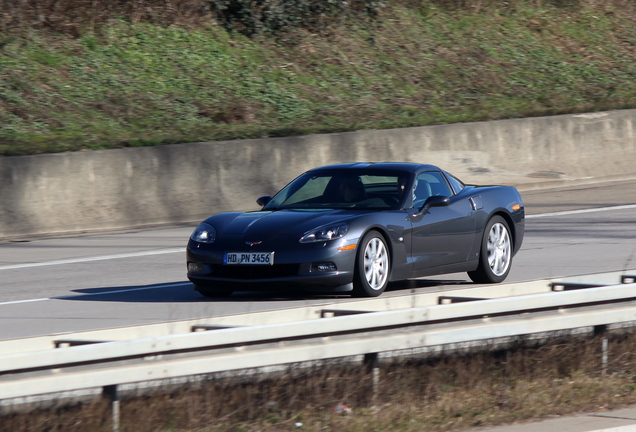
[
  {"x1": 417, "y1": 195, "x2": 450, "y2": 215},
  {"x1": 257, "y1": 195, "x2": 272, "y2": 207}
]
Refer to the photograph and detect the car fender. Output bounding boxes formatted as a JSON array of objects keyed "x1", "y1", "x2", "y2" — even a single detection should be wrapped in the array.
[{"x1": 351, "y1": 216, "x2": 412, "y2": 282}]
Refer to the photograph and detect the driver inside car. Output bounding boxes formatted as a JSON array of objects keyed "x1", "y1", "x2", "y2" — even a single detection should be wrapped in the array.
[{"x1": 339, "y1": 177, "x2": 367, "y2": 203}]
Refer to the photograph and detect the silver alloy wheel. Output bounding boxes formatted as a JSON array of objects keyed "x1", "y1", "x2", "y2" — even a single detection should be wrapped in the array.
[
  {"x1": 363, "y1": 237, "x2": 389, "y2": 290},
  {"x1": 487, "y1": 222, "x2": 511, "y2": 277}
]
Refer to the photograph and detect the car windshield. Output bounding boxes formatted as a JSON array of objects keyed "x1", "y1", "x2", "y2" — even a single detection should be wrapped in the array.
[{"x1": 264, "y1": 169, "x2": 411, "y2": 211}]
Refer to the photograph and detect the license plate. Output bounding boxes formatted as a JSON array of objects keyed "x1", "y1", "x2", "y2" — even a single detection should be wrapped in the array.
[{"x1": 224, "y1": 252, "x2": 274, "y2": 265}]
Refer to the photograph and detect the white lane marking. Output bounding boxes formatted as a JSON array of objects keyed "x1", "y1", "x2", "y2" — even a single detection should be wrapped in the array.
[
  {"x1": 527, "y1": 204, "x2": 636, "y2": 219},
  {"x1": 0, "y1": 204, "x2": 632, "y2": 306},
  {"x1": 0, "y1": 248, "x2": 184, "y2": 271},
  {"x1": 0, "y1": 297, "x2": 49, "y2": 306},
  {"x1": 2, "y1": 204, "x2": 634, "y2": 271},
  {"x1": 0, "y1": 282, "x2": 192, "y2": 306}
]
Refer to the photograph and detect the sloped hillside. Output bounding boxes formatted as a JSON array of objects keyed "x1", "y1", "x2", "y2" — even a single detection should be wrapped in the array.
[{"x1": 1, "y1": 0, "x2": 635, "y2": 156}]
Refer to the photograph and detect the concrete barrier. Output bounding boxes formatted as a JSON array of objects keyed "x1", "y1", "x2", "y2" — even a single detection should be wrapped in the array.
[{"x1": 1, "y1": 109, "x2": 635, "y2": 239}]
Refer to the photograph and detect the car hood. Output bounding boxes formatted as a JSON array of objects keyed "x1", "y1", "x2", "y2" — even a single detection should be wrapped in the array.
[{"x1": 207, "y1": 209, "x2": 365, "y2": 241}]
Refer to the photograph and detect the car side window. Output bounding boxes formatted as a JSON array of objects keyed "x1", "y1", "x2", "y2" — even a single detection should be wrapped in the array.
[
  {"x1": 412, "y1": 171, "x2": 453, "y2": 209},
  {"x1": 444, "y1": 172, "x2": 465, "y2": 194}
]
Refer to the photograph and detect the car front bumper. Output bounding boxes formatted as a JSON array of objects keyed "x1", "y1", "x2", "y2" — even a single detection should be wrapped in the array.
[{"x1": 186, "y1": 238, "x2": 358, "y2": 292}]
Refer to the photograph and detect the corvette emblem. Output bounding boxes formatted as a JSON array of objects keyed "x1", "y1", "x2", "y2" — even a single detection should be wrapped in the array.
[{"x1": 245, "y1": 241, "x2": 262, "y2": 246}]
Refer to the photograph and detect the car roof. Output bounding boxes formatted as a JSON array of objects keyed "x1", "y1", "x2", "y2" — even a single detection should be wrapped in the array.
[{"x1": 308, "y1": 162, "x2": 441, "y2": 174}]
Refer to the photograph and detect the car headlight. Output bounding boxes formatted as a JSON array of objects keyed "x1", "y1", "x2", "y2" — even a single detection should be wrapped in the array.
[
  {"x1": 190, "y1": 223, "x2": 217, "y2": 243},
  {"x1": 299, "y1": 223, "x2": 349, "y2": 243}
]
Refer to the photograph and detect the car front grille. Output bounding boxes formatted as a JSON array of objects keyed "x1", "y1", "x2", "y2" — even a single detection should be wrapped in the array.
[{"x1": 209, "y1": 264, "x2": 300, "y2": 279}]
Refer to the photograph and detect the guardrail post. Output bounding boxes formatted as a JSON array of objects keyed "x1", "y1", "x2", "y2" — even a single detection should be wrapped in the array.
[
  {"x1": 363, "y1": 353, "x2": 380, "y2": 403},
  {"x1": 505, "y1": 350, "x2": 512, "y2": 377},
  {"x1": 103, "y1": 385, "x2": 120, "y2": 432},
  {"x1": 594, "y1": 325, "x2": 608, "y2": 376}
]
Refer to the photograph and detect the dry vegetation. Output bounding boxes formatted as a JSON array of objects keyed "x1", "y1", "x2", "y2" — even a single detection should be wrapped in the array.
[
  {"x1": 0, "y1": 0, "x2": 237, "y2": 31},
  {"x1": 5, "y1": 331, "x2": 636, "y2": 431}
]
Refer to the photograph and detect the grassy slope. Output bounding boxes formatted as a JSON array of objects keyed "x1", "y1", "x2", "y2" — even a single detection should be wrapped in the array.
[
  {"x1": 1, "y1": 1, "x2": 636, "y2": 157},
  {"x1": 2, "y1": 4, "x2": 636, "y2": 431}
]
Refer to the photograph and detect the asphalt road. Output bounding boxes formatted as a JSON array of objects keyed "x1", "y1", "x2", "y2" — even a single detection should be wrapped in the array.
[{"x1": 1, "y1": 179, "x2": 635, "y2": 341}]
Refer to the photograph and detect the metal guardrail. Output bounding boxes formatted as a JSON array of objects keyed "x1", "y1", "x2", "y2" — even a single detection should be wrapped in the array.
[
  {"x1": 1, "y1": 277, "x2": 636, "y2": 398},
  {"x1": 2, "y1": 271, "x2": 630, "y2": 357}
]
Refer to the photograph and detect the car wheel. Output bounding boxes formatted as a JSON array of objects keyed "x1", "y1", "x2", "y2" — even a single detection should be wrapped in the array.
[
  {"x1": 468, "y1": 215, "x2": 512, "y2": 284},
  {"x1": 352, "y1": 231, "x2": 390, "y2": 297},
  {"x1": 194, "y1": 285, "x2": 234, "y2": 298}
]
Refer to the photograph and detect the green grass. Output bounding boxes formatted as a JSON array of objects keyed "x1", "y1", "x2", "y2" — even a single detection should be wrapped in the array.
[{"x1": 1, "y1": 1, "x2": 636, "y2": 156}]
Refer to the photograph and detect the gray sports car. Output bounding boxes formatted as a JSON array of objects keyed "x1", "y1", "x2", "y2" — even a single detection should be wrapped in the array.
[{"x1": 187, "y1": 162, "x2": 524, "y2": 297}]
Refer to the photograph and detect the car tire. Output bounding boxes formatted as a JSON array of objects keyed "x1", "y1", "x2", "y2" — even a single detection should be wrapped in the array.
[
  {"x1": 194, "y1": 285, "x2": 234, "y2": 298},
  {"x1": 352, "y1": 231, "x2": 390, "y2": 297},
  {"x1": 468, "y1": 215, "x2": 512, "y2": 284}
]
